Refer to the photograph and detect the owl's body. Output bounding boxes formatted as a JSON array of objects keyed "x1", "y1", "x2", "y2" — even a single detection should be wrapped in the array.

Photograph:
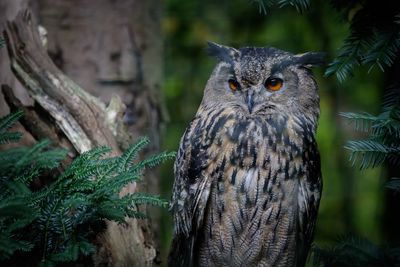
[{"x1": 170, "y1": 43, "x2": 323, "y2": 267}]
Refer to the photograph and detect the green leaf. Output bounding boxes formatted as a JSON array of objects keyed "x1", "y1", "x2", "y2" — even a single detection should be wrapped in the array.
[
  {"x1": 132, "y1": 151, "x2": 176, "y2": 173},
  {"x1": 124, "y1": 193, "x2": 169, "y2": 208},
  {"x1": 0, "y1": 111, "x2": 24, "y2": 145},
  {"x1": 277, "y1": 0, "x2": 310, "y2": 12},
  {"x1": 251, "y1": 0, "x2": 310, "y2": 14},
  {"x1": 340, "y1": 112, "x2": 378, "y2": 132},
  {"x1": 118, "y1": 137, "x2": 150, "y2": 172},
  {"x1": 325, "y1": 36, "x2": 371, "y2": 82},
  {"x1": 362, "y1": 31, "x2": 400, "y2": 72},
  {"x1": 0, "y1": 110, "x2": 23, "y2": 133},
  {"x1": 344, "y1": 139, "x2": 396, "y2": 169},
  {"x1": 385, "y1": 178, "x2": 400, "y2": 192}
]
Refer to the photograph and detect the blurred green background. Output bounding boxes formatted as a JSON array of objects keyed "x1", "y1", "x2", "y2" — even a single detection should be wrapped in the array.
[{"x1": 159, "y1": 0, "x2": 385, "y2": 264}]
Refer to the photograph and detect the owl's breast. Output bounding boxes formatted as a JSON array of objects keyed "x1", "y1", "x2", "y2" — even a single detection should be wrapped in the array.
[
  {"x1": 197, "y1": 110, "x2": 304, "y2": 266},
  {"x1": 203, "y1": 109, "x2": 303, "y2": 168}
]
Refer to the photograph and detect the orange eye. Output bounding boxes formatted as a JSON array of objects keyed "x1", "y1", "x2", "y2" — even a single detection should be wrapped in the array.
[
  {"x1": 265, "y1": 78, "x2": 283, "y2": 91},
  {"x1": 228, "y1": 79, "x2": 240, "y2": 91}
]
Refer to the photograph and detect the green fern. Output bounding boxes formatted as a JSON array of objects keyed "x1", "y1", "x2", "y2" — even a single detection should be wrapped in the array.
[
  {"x1": 341, "y1": 88, "x2": 400, "y2": 170},
  {"x1": 386, "y1": 178, "x2": 400, "y2": 192},
  {"x1": 362, "y1": 31, "x2": 400, "y2": 72},
  {"x1": 325, "y1": 35, "x2": 371, "y2": 82},
  {"x1": 326, "y1": 1, "x2": 400, "y2": 81},
  {"x1": 0, "y1": 37, "x2": 4, "y2": 49},
  {"x1": 0, "y1": 111, "x2": 175, "y2": 265},
  {"x1": 0, "y1": 110, "x2": 23, "y2": 144},
  {"x1": 277, "y1": 0, "x2": 309, "y2": 13},
  {"x1": 345, "y1": 139, "x2": 394, "y2": 169},
  {"x1": 251, "y1": 0, "x2": 309, "y2": 14},
  {"x1": 118, "y1": 136, "x2": 150, "y2": 172}
]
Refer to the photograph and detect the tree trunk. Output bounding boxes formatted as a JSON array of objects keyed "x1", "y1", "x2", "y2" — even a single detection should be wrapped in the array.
[
  {"x1": 0, "y1": 0, "x2": 34, "y2": 137},
  {"x1": 37, "y1": 0, "x2": 166, "y2": 244},
  {"x1": 1, "y1": 1, "x2": 165, "y2": 265}
]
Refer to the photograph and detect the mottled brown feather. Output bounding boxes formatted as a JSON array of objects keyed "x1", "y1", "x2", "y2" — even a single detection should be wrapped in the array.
[{"x1": 169, "y1": 44, "x2": 323, "y2": 267}]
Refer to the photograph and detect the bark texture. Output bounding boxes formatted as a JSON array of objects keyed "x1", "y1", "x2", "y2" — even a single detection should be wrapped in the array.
[
  {"x1": 1, "y1": 4, "x2": 163, "y2": 266},
  {"x1": 37, "y1": 0, "x2": 166, "y2": 241}
]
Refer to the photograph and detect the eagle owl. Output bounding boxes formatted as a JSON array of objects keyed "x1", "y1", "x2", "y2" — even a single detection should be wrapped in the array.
[{"x1": 169, "y1": 42, "x2": 323, "y2": 267}]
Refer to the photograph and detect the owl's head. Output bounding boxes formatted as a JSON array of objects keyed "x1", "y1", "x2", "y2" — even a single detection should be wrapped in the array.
[{"x1": 202, "y1": 42, "x2": 324, "y2": 122}]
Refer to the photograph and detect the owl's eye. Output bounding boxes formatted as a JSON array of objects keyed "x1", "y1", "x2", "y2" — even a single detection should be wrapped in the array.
[
  {"x1": 264, "y1": 78, "x2": 283, "y2": 91},
  {"x1": 228, "y1": 79, "x2": 240, "y2": 91}
]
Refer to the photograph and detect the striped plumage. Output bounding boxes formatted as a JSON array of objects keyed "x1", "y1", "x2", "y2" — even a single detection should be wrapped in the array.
[{"x1": 169, "y1": 43, "x2": 323, "y2": 267}]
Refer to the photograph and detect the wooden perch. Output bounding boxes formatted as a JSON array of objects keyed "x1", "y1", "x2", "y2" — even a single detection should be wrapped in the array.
[{"x1": 2, "y1": 10, "x2": 156, "y2": 266}]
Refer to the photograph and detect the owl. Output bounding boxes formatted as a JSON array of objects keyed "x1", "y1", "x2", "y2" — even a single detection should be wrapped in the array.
[{"x1": 169, "y1": 42, "x2": 323, "y2": 267}]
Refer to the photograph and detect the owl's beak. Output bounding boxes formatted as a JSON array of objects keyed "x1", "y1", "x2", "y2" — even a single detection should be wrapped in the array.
[{"x1": 245, "y1": 90, "x2": 254, "y2": 113}]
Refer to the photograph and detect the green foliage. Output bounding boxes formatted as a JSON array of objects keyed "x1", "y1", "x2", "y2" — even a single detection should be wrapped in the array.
[
  {"x1": 385, "y1": 178, "x2": 400, "y2": 192},
  {"x1": 0, "y1": 112, "x2": 175, "y2": 265},
  {"x1": 326, "y1": 1, "x2": 400, "y2": 82},
  {"x1": 0, "y1": 110, "x2": 23, "y2": 144},
  {"x1": 252, "y1": 0, "x2": 310, "y2": 13},
  {"x1": 334, "y1": 93, "x2": 400, "y2": 260},
  {"x1": 254, "y1": 1, "x2": 400, "y2": 82},
  {"x1": 313, "y1": 236, "x2": 400, "y2": 267},
  {"x1": 325, "y1": 35, "x2": 368, "y2": 82},
  {"x1": 315, "y1": 0, "x2": 400, "y2": 259},
  {"x1": 0, "y1": 110, "x2": 63, "y2": 260},
  {"x1": 0, "y1": 37, "x2": 4, "y2": 49},
  {"x1": 341, "y1": 88, "x2": 400, "y2": 170}
]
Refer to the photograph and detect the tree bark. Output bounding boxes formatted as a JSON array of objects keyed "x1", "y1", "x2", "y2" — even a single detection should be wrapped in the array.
[
  {"x1": 2, "y1": 8, "x2": 162, "y2": 266},
  {"x1": 37, "y1": 0, "x2": 166, "y2": 243}
]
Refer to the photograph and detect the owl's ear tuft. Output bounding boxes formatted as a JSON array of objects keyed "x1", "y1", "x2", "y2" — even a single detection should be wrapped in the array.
[
  {"x1": 207, "y1": 41, "x2": 239, "y2": 63},
  {"x1": 294, "y1": 52, "x2": 326, "y2": 68}
]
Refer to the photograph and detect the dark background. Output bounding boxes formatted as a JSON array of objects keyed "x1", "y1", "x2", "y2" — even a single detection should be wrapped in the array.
[{"x1": 159, "y1": 0, "x2": 385, "y2": 264}]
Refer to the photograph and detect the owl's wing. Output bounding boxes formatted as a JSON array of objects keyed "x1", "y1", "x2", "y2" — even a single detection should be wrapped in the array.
[
  {"x1": 297, "y1": 141, "x2": 322, "y2": 266},
  {"x1": 169, "y1": 117, "x2": 213, "y2": 267}
]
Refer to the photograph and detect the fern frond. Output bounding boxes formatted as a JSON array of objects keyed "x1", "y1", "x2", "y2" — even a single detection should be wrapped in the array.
[
  {"x1": 0, "y1": 110, "x2": 23, "y2": 145},
  {"x1": 15, "y1": 140, "x2": 51, "y2": 166},
  {"x1": 0, "y1": 132, "x2": 23, "y2": 145},
  {"x1": 251, "y1": 0, "x2": 310, "y2": 13},
  {"x1": 340, "y1": 112, "x2": 378, "y2": 132},
  {"x1": 92, "y1": 172, "x2": 141, "y2": 198},
  {"x1": 0, "y1": 110, "x2": 23, "y2": 133},
  {"x1": 345, "y1": 139, "x2": 398, "y2": 169},
  {"x1": 363, "y1": 31, "x2": 400, "y2": 72},
  {"x1": 325, "y1": 35, "x2": 369, "y2": 82},
  {"x1": 2, "y1": 180, "x2": 31, "y2": 196},
  {"x1": 342, "y1": 87, "x2": 400, "y2": 169},
  {"x1": 117, "y1": 137, "x2": 150, "y2": 172},
  {"x1": 382, "y1": 88, "x2": 400, "y2": 113},
  {"x1": 96, "y1": 201, "x2": 126, "y2": 223},
  {"x1": 125, "y1": 210, "x2": 147, "y2": 219},
  {"x1": 0, "y1": 37, "x2": 5, "y2": 49},
  {"x1": 0, "y1": 236, "x2": 34, "y2": 260},
  {"x1": 386, "y1": 178, "x2": 400, "y2": 192},
  {"x1": 277, "y1": 0, "x2": 310, "y2": 13},
  {"x1": 124, "y1": 193, "x2": 169, "y2": 208},
  {"x1": 61, "y1": 146, "x2": 112, "y2": 179},
  {"x1": 132, "y1": 151, "x2": 176, "y2": 173},
  {"x1": 250, "y1": 0, "x2": 271, "y2": 14},
  {"x1": 0, "y1": 119, "x2": 173, "y2": 264},
  {"x1": 372, "y1": 117, "x2": 400, "y2": 138},
  {"x1": 0, "y1": 197, "x2": 33, "y2": 218},
  {"x1": 48, "y1": 241, "x2": 80, "y2": 262}
]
